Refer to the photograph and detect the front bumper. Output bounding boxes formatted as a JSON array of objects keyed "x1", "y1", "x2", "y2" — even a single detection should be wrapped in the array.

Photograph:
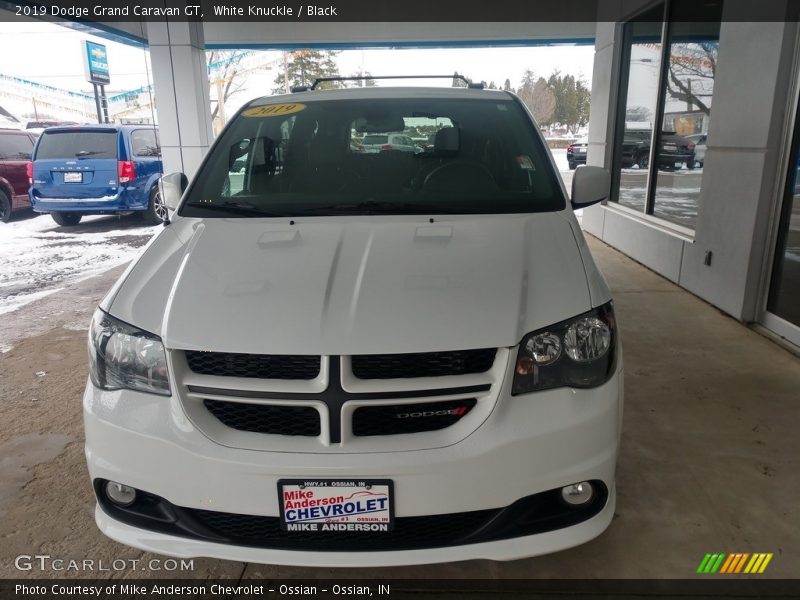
[{"x1": 84, "y1": 364, "x2": 623, "y2": 565}]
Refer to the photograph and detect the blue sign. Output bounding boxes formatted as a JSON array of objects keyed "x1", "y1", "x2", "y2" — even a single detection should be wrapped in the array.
[{"x1": 83, "y1": 41, "x2": 110, "y2": 85}]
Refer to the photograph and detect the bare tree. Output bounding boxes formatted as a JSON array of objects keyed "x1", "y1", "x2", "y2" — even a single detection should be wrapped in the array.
[
  {"x1": 626, "y1": 105, "x2": 653, "y2": 123},
  {"x1": 665, "y1": 42, "x2": 718, "y2": 115},
  {"x1": 207, "y1": 51, "x2": 248, "y2": 124}
]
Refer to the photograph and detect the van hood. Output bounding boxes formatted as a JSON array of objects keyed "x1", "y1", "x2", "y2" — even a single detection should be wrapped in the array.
[{"x1": 108, "y1": 214, "x2": 592, "y2": 355}]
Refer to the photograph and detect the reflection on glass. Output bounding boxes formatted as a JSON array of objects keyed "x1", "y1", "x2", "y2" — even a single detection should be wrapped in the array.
[
  {"x1": 616, "y1": 11, "x2": 663, "y2": 213},
  {"x1": 652, "y1": 15, "x2": 721, "y2": 229},
  {"x1": 767, "y1": 139, "x2": 800, "y2": 327}
]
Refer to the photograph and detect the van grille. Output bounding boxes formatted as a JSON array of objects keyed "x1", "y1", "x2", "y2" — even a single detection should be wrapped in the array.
[
  {"x1": 351, "y1": 348, "x2": 496, "y2": 379},
  {"x1": 182, "y1": 351, "x2": 501, "y2": 445},
  {"x1": 185, "y1": 351, "x2": 320, "y2": 380},
  {"x1": 204, "y1": 400, "x2": 320, "y2": 437},
  {"x1": 352, "y1": 399, "x2": 477, "y2": 437}
]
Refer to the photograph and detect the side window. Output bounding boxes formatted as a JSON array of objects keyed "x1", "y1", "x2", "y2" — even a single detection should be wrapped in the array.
[
  {"x1": 226, "y1": 138, "x2": 251, "y2": 196},
  {"x1": 130, "y1": 129, "x2": 161, "y2": 157},
  {"x1": 0, "y1": 134, "x2": 33, "y2": 160},
  {"x1": 223, "y1": 117, "x2": 295, "y2": 197}
]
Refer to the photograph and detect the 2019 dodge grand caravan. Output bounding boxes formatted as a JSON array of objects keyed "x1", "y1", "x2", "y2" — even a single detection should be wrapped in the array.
[
  {"x1": 84, "y1": 85, "x2": 623, "y2": 566},
  {"x1": 29, "y1": 124, "x2": 165, "y2": 226}
]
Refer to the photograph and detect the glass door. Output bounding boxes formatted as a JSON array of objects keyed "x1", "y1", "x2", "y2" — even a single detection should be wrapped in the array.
[{"x1": 764, "y1": 98, "x2": 800, "y2": 346}]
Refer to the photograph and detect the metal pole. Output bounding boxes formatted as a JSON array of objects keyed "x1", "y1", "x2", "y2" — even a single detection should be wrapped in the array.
[
  {"x1": 99, "y1": 85, "x2": 109, "y2": 123},
  {"x1": 92, "y1": 83, "x2": 102, "y2": 123},
  {"x1": 644, "y1": 5, "x2": 673, "y2": 216}
]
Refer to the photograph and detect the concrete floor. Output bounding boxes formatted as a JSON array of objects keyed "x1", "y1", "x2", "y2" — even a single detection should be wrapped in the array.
[{"x1": 0, "y1": 235, "x2": 797, "y2": 580}]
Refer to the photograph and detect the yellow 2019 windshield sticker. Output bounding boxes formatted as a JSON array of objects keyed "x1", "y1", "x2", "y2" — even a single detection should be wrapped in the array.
[{"x1": 242, "y1": 103, "x2": 306, "y2": 117}]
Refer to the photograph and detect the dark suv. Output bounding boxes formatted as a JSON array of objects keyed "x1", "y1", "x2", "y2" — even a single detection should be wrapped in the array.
[
  {"x1": 0, "y1": 128, "x2": 37, "y2": 222},
  {"x1": 621, "y1": 130, "x2": 696, "y2": 170}
]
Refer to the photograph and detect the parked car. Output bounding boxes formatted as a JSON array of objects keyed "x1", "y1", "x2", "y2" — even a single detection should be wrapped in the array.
[
  {"x1": 359, "y1": 132, "x2": 417, "y2": 153},
  {"x1": 29, "y1": 124, "x2": 164, "y2": 226},
  {"x1": 84, "y1": 85, "x2": 622, "y2": 566},
  {"x1": 620, "y1": 129, "x2": 696, "y2": 170},
  {"x1": 567, "y1": 137, "x2": 588, "y2": 169},
  {"x1": 0, "y1": 128, "x2": 37, "y2": 222},
  {"x1": 686, "y1": 133, "x2": 707, "y2": 167}
]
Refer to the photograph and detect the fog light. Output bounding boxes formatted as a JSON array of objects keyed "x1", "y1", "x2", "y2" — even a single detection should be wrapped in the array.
[
  {"x1": 561, "y1": 482, "x2": 594, "y2": 506},
  {"x1": 105, "y1": 481, "x2": 137, "y2": 507}
]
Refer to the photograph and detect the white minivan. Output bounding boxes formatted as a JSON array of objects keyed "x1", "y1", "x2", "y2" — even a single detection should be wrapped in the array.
[{"x1": 84, "y1": 84, "x2": 623, "y2": 567}]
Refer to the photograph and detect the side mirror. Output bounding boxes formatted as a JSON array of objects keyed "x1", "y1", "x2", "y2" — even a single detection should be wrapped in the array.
[
  {"x1": 571, "y1": 166, "x2": 610, "y2": 209},
  {"x1": 158, "y1": 172, "x2": 188, "y2": 212}
]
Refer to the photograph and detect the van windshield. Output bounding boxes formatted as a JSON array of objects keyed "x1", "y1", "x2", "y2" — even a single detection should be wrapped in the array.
[
  {"x1": 182, "y1": 97, "x2": 565, "y2": 218},
  {"x1": 36, "y1": 131, "x2": 117, "y2": 160}
]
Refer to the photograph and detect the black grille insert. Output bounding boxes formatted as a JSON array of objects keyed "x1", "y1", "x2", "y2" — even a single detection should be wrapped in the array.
[
  {"x1": 351, "y1": 348, "x2": 497, "y2": 379},
  {"x1": 353, "y1": 399, "x2": 477, "y2": 437},
  {"x1": 185, "y1": 351, "x2": 320, "y2": 380},
  {"x1": 204, "y1": 399, "x2": 320, "y2": 437}
]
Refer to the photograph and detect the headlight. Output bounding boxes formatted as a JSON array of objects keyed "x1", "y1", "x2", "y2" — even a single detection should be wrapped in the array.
[
  {"x1": 88, "y1": 309, "x2": 170, "y2": 396},
  {"x1": 512, "y1": 301, "x2": 616, "y2": 395}
]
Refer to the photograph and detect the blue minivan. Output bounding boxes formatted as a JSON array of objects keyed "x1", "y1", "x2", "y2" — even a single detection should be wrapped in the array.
[{"x1": 29, "y1": 124, "x2": 165, "y2": 226}]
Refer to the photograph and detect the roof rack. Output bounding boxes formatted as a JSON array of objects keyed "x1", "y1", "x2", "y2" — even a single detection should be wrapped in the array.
[{"x1": 290, "y1": 74, "x2": 485, "y2": 93}]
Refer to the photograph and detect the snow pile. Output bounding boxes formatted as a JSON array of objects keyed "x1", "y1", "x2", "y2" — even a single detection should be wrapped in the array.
[{"x1": 0, "y1": 213, "x2": 158, "y2": 315}]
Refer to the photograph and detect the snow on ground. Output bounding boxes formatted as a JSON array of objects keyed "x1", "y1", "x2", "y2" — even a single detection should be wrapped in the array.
[
  {"x1": 0, "y1": 213, "x2": 158, "y2": 316},
  {"x1": 550, "y1": 148, "x2": 570, "y2": 173}
]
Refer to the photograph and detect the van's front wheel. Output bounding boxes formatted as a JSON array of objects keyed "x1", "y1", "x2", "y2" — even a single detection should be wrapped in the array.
[
  {"x1": 51, "y1": 212, "x2": 82, "y2": 226},
  {"x1": 142, "y1": 186, "x2": 167, "y2": 224}
]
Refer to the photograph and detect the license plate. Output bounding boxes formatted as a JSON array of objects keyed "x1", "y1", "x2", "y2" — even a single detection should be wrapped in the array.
[
  {"x1": 663, "y1": 144, "x2": 677, "y2": 151},
  {"x1": 278, "y1": 479, "x2": 393, "y2": 532},
  {"x1": 63, "y1": 172, "x2": 82, "y2": 183},
  {"x1": 577, "y1": 147, "x2": 586, "y2": 153}
]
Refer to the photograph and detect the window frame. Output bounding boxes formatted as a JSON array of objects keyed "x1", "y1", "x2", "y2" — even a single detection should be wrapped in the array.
[{"x1": 609, "y1": 0, "x2": 719, "y2": 235}]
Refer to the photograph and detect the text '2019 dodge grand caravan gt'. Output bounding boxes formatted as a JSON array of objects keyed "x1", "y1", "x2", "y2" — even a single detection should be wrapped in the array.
[{"x1": 84, "y1": 84, "x2": 623, "y2": 566}]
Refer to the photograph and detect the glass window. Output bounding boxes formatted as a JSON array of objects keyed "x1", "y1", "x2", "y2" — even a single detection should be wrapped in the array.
[
  {"x1": 182, "y1": 97, "x2": 565, "y2": 218},
  {"x1": 767, "y1": 110, "x2": 800, "y2": 328},
  {"x1": 130, "y1": 129, "x2": 161, "y2": 157},
  {"x1": 35, "y1": 130, "x2": 117, "y2": 160},
  {"x1": 652, "y1": 16, "x2": 720, "y2": 228},
  {"x1": 0, "y1": 133, "x2": 34, "y2": 160},
  {"x1": 615, "y1": 6, "x2": 664, "y2": 213},
  {"x1": 612, "y1": 0, "x2": 722, "y2": 231}
]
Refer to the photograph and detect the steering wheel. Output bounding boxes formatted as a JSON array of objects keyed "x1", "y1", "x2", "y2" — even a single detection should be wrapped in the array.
[{"x1": 422, "y1": 160, "x2": 498, "y2": 193}]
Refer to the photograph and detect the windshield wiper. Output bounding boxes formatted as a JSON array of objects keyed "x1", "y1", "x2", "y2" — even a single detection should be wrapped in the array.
[
  {"x1": 293, "y1": 200, "x2": 463, "y2": 215},
  {"x1": 184, "y1": 201, "x2": 285, "y2": 217},
  {"x1": 75, "y1": 150, "x2": 103, "y2": 157}
]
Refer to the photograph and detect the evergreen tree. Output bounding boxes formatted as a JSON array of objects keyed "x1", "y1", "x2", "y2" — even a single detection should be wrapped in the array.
[
  {"x1": 546, "y1": 70, "x2": 591, "y2": 134},
  {"x1": 517, "y1": 70, "x2": 556, "y2": 124},
  {"x1": 350, "y1": 69, "x2": 377, "y2": 87},
  {"x1": 451, "y1": 72, "x2": 468, "y2": 88},
  {"x1": 273, "y1": 50, "x2": 343, "y2": 93},
  {"x1": 503, "y1": 78, "x2": 512, "y2": 91}
]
